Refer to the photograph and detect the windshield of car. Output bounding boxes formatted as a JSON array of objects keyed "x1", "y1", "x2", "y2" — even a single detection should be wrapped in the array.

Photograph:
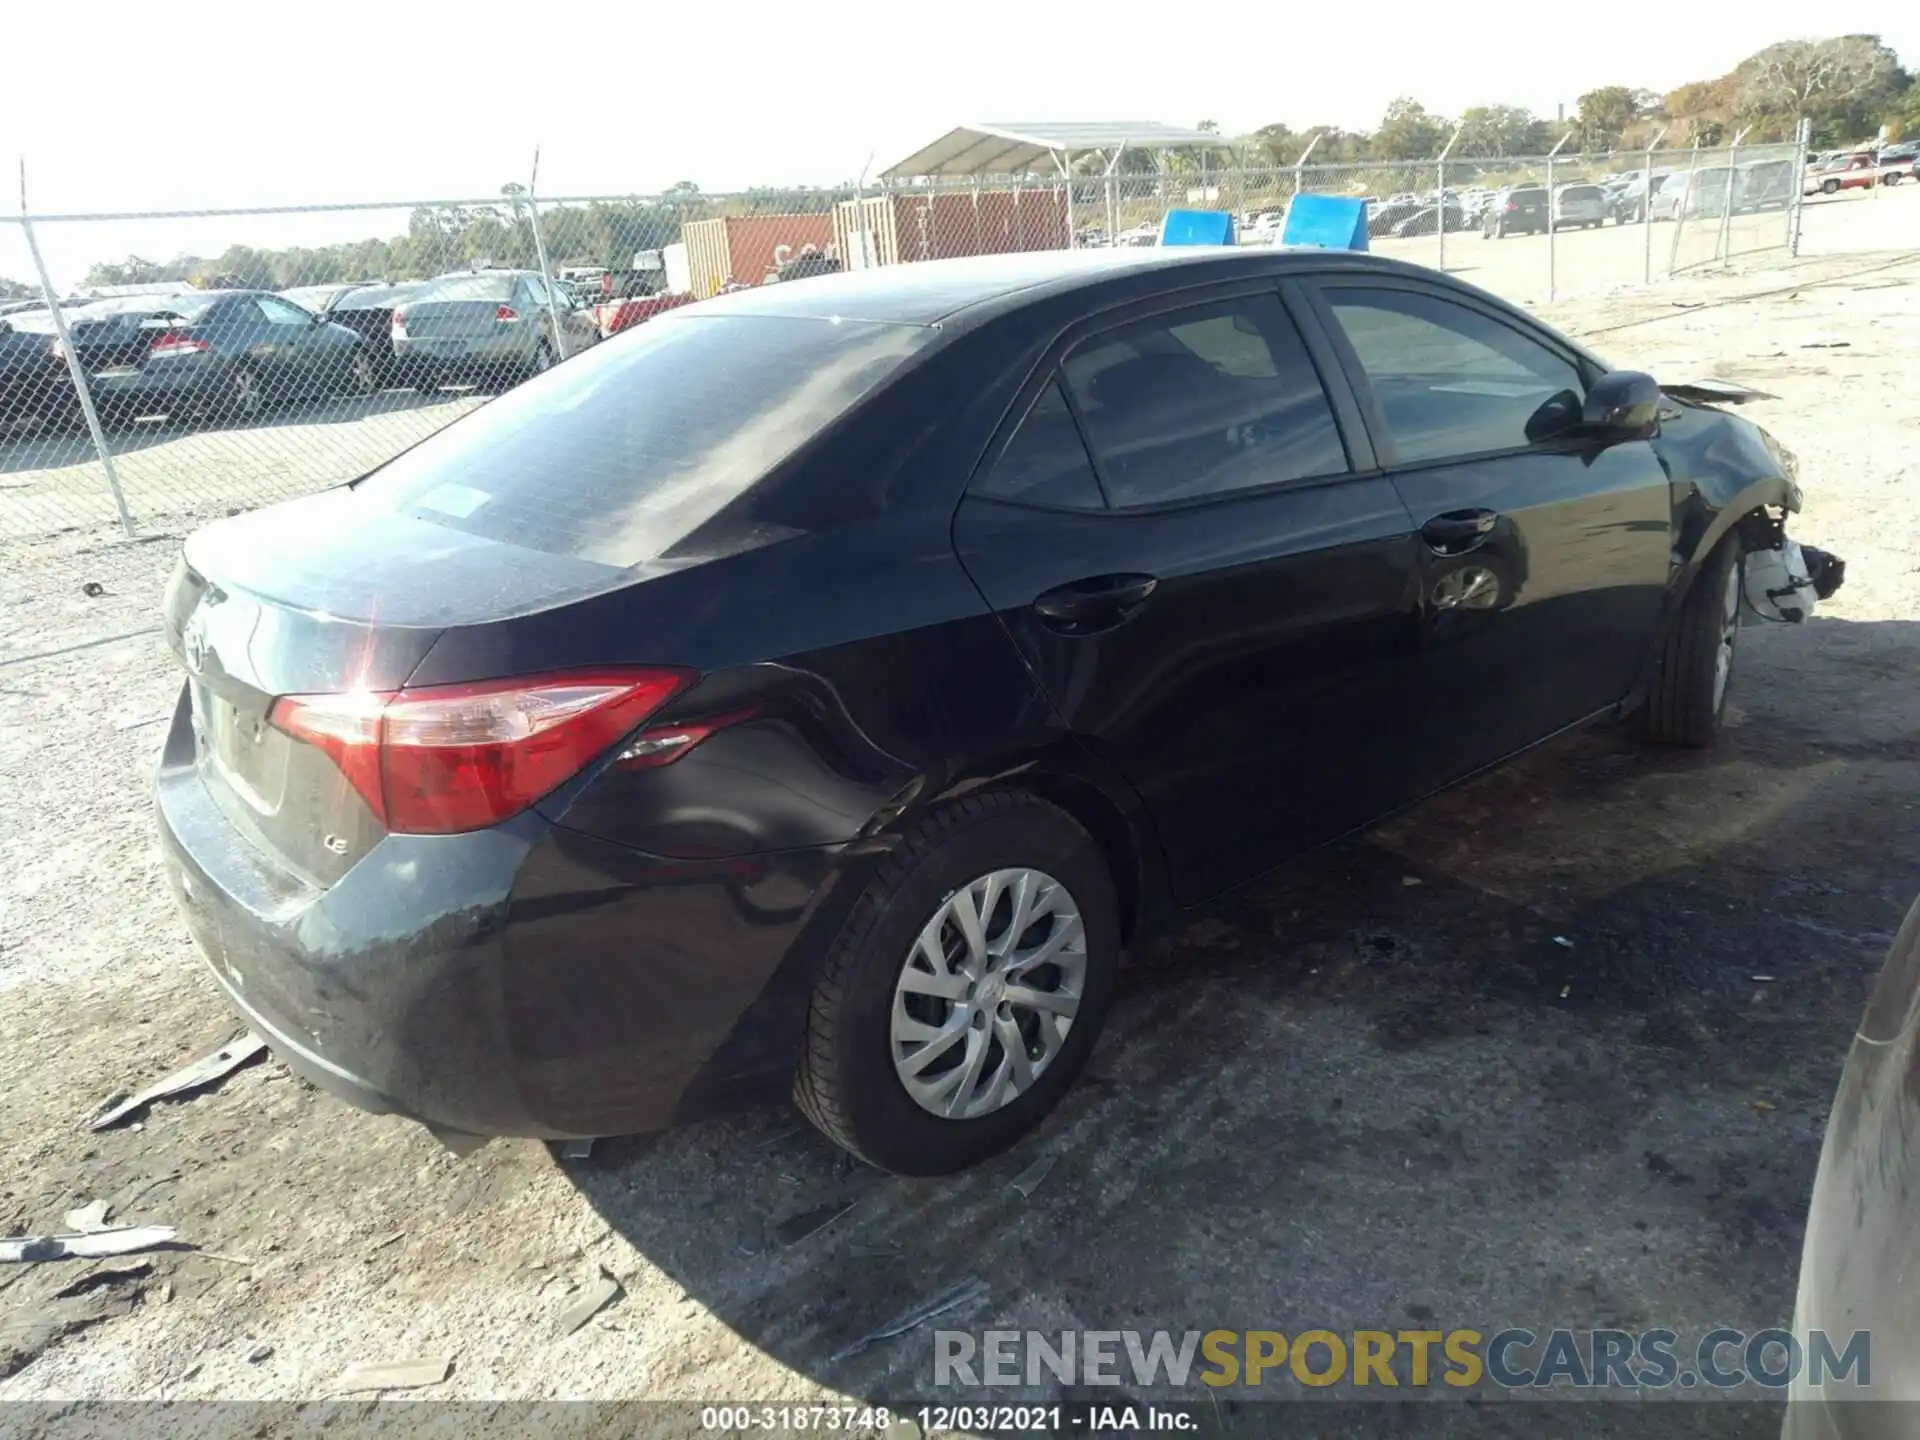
[
  {"x1": 352, "y1": 313, "x2": 935, "y2": 567},
  {"x1": 412, "y1": 274, "x2": 518, "y2": 302}
]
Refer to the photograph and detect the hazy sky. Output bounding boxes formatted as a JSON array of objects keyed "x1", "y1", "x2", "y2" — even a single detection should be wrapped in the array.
[{"x1": 3, "y1": 0, "x2": 1914, "y2": 285}]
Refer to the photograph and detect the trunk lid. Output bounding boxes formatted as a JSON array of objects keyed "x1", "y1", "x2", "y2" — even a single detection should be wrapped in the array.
[
  {"x1": 167, "y1": 486, "x2": 633, "y2": 887},
  {"x1": 402, "y1": 299, "x2": 512, "y2": 339}
]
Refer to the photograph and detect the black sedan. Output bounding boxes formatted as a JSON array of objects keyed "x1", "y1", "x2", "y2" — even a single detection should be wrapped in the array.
[
  {"x1": 0, "y1": 308, "x2": 79, "y2": 426},
  {"x1": 81, "y1": 290, "x2": 373, "y2": 424},
  {"x1": 313, "y1": 281, "x2": 422, "y2": 387},
  {"x1": 156, "y1": 248, "x2": 1827, "y2": 1175}
]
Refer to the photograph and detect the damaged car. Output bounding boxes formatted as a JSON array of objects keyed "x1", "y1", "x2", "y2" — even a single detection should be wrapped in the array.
[{"x1": 154, "y1": 248, "x2": 1841, "y2": 1175}]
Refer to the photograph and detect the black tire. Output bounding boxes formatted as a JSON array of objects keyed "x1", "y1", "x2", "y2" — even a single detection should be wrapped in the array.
[
  {"x1": 522, "y1": 340, "x2": 555, "y2": 385},
  {"x1": 794, "y1": 790, "x2": 1120, "y2": 1176},
  {"x1": 338, "y1": 347, "x2": 376, "y2": 396},
  {"x1": 1641, "y1": 535, "x2": 1743, "y2": 748},
  {"x1": 1821, "y1": 178, "x2": 1840, "y2": 195}
]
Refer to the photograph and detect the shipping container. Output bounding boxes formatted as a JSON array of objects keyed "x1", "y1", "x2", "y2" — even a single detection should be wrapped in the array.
[
  {"x1": 832, "y1": 188, "x2": 1070, "y2": 268},
  {"x1": 679, "y1": 214, "x2": 837, "y2": 297}
]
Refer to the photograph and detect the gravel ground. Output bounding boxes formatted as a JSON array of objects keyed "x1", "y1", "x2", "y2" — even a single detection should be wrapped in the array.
[{"x1": 1, "y1": 224, "x2": 1917, "y2": 1432}]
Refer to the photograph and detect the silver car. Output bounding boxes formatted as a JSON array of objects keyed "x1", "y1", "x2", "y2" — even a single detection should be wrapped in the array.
[
  {"x1": 391, "y1": 270, "x2": 599, "y2": 392},
  {"x1": 1551, "y1": 183, "x2": 1608, "y2": 229}
]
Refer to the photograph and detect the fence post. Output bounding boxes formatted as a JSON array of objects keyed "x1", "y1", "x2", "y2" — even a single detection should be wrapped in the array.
[
  {"x1": 520, "y1": 189, "x2": 566, "y2": 354},
  {"x1": 1789, "y1": 116, "x2": 1811, "y2": 257},
  {"x1": 1716, "y1": 126, "x2": 1749, "y2": 266},
  {"x1": 1668, "y1": 138, "x2": 1703, "y2": 277},
  {"x1": 1291, "y1": 133, "x2": 1323, "y2": 215},
  {"x1": 1640, "y1": 126, "x2": 1668, "y2": 284},
  {"x1": 1546, "y1": 131, "x2": 1571, "y2": 301},
  {"x1": 19, "y1": 214, "x2": 134, "y2": 536},
  {"x1": 1436, "y1": 123, "x2": 1463, "y2": 272}
]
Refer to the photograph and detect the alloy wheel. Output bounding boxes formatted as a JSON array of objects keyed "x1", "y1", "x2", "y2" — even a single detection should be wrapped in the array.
[{"x1": 890, "y1": 867, "x2": 1087, "y2": 1120}]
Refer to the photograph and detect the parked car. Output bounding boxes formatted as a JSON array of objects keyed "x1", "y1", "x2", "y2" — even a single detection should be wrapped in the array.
[
  {"x1": 1367, "y1": 200, "x2": 1425, "y2": 237},
  {"x1": 391, "y1": 270, "x2": 599, "y2": 391},
  {"x1": 1389, "y1": 201, "x2": 1470, "y2": 237},
  {"x1": 1550, "y1": 183, "x2": 1609, "y2": 229},
  {"x1": 0, "y1": 308, "x2": 80, "y2": 426},
  {"x1": 60, "y1": 291, "x2": 372, "y2": 424},
  {"x1": 1482, "y1": 184, "x2": 1549, "y2": 237},
  {"x1": 1605, "y1": 170, "x2": 1674, "y2": 224},
  {"x1": 1648, "y1": 168, "x2": 1735, "y2": 222},
  {"x1": 1804, "y1": 152, "x2": 1880, "y2": 195},
  {"x1": 1785, "y1": 893, "x2": 1920, "y2": 1436},
  {"x1": 595, "y1": 289, "x2": 699, "y2": 338},
  {"x1": 315, "y1": 281, "x2": 422, "y2": 386},
  {"x1": 1735, "y1": 157, "x2": 1797, "y2": 211},
  {"x1": 279, "y1": 283, "x2": 366, "y2": 315},
  {"x1": 155, "y1": 247, "x2": 1832, "y2": 1175}
]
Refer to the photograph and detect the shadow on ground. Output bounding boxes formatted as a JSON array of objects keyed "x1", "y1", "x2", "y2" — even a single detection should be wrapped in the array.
[{"x1": 549, "y1": 618, "x2": 1918, "y2": 1432}]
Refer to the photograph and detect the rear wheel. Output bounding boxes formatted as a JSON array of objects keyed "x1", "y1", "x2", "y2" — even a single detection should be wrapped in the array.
[
  {"x1": 1641, "y1": 535, "x2": 1743, "y2": 748},
  {"x1": 339, "y1": 348, "x2": 376, "y2": 396},
  {"x1": 794, "y1": 790, "x2": 1120, "y2": 1175},
  {"x1": 209, "y1": 362, "x2": 263, "y2": 426},
  {"x1": 1821, "y1": 178, "x2": 1841, "y2": 195},
  {"x1": 523, "y1": 340, "x2": 555, "y2": 384}
]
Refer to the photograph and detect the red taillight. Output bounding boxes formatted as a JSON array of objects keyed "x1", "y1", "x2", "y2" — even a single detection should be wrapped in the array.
[
  {"x1": 1505, "y1": 200, "x2": 1519, "y2": 212},
  {"x1": 390, "y1": 309, "x2": 407, "y2": 335},
  {"x1": 268, "y1": 668, "x2": 691, "y2": 834},
  {"x1": 495, "y1": 304, "x2": 519, "y2": 323},
  {"x1": 149, "y1": 330, "x2": 209, "y2": 358}
]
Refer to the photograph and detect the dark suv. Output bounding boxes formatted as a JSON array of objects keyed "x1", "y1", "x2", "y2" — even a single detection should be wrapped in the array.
[{"x1": 1482, "y1": 184, "x2": 1548, "y2": 239}]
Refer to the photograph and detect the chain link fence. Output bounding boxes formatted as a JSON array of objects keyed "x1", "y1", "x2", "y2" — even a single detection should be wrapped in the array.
[{"x1": 0, "y1": 136, "x2": 1821, "y2": 609}]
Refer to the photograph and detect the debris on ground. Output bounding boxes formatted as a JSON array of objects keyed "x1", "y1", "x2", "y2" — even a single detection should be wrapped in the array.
[
  {"x1": 62, "y1": 1200, "x2": 113, "y2": 1233},
  {"x1": 1752, "y1": 974, "x2": 1776, "y2": 983},
  {"x1": 829, "y1": 1276, "x2": 990, "y2": 1364},
  {"x1": 557, "y1": 1138, "x2": 595, "y2": 1160},
  {"x1": 81, "y1": 582, "x2": 105, "y2": 597},
  {"x1": 1402, "y1": 876, "x2": 1422, "y2": 887},
  {"x1": 772, "y1": 1199, "x2": 857, "y2": 1247},
  {"x1": 1753, "y1": 1100, "x2": 1778, "y2": 1113},
  {"x1": 1, "y1": 1226, "x2": 178, "y2": 1263},
  {"x1": 1009, "y1": 1154, "x2": 1056, "y2": 1198},
  {"x1": 90, "y1": 1034, "x2": 268, "y2": 1131},
  {"x1": 115, "y1": 712, "x2": 170, "y2": 731},
  {"x1": 246, "y1": 1344, "x2": 274, "y2": 1363},
  {"x1": 1553, "y1": 936, "x2": 1575, "y2": 949},
  {"x1": 330, "y1": 1356, "x2": 453, "y2": 1394},
  {"x1": 555, "y1": 1267, "x2": 622, "y2": 1337}
]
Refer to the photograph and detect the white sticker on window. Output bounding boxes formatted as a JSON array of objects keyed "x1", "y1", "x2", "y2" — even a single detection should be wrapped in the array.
[{"x1": 415, "y1": 482, "x2": 490, "y2": 518}]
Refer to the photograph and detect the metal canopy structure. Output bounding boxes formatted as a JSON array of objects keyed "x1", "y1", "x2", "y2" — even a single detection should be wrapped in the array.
[{"x1": 882, "y1": 121, "x2": 1232, "y2": 179}]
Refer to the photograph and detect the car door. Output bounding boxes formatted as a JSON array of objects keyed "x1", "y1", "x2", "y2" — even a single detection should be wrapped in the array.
[
  {"x1": 952, "y1": 284, "x2": 1427, "y2": 905},
  {"x1": 247, "y1": 293, "x2": 332, "y2": 397},
  {"x1": 1300, "y1": 276, "x2": 1673, "y2": 796}
]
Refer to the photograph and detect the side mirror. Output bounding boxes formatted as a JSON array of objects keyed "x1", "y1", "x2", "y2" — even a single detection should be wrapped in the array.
[{"x1": 1582, "y1": 369, "x2": 1661, "y2": 436}]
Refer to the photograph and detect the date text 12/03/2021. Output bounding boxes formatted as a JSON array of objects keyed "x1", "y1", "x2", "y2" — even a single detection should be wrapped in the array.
[{"x1": 697, "y1": 1405, "x2": 1195, "y2": 1433}]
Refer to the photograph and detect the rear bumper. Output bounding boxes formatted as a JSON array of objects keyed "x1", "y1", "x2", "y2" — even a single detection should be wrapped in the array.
[
  {"x1": 156, "y1": 709, "x2": 860, "y2": 1139},
  {"x1": 395, "y1": 335, "x2": 527, "y2": 369}
]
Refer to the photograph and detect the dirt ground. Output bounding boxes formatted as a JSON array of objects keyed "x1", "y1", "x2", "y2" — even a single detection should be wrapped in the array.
[{"x1": 2, "y1": 232, "x2": 1919, "y2": 1431}]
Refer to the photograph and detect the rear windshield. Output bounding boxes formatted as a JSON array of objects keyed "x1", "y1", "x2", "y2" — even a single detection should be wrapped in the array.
[
  {"x1": 1561, "y1": 185, "x2": 1602, "y2": 200},
  {"x1": 1509, "y1": 187, "x2": 1545, "y2": 200},
  {"x1": 353, "y1": 313, "x2": 933, "y2": 567},
  {"x1": 413, "y1": 274, "x2": 517, "y2": 302},
  {"x1": 336, "y1": 284, "x2": 419, "y2": 308}
]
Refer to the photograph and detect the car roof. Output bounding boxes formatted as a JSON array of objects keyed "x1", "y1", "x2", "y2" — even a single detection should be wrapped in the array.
[{"x1": 677, "y1": 247, "x2": 1429, "y2": 329}]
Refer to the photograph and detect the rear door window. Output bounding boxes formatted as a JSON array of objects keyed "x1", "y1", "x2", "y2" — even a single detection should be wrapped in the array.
[
  {"x1": 1059, "y1": 294, "x2": 1349, "y2": 507},
  {"x1": 974, "y1": 379, "x2": 1106, "y2": 510},
  {"x1": 352, "y1": 313, "x2": 932, "y2": 567}
]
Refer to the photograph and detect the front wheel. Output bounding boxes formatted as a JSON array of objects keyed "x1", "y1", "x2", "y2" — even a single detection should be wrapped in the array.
[
  {"x1": 794, "y1": 791, "x2": 1120, "y2": 1175},
  {"x1": 1640, "y1": 536, "x2": 1743, "y2": 748},
  {"x1": 338, "y1": 348, "x2": 376, "y2": 396}
]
